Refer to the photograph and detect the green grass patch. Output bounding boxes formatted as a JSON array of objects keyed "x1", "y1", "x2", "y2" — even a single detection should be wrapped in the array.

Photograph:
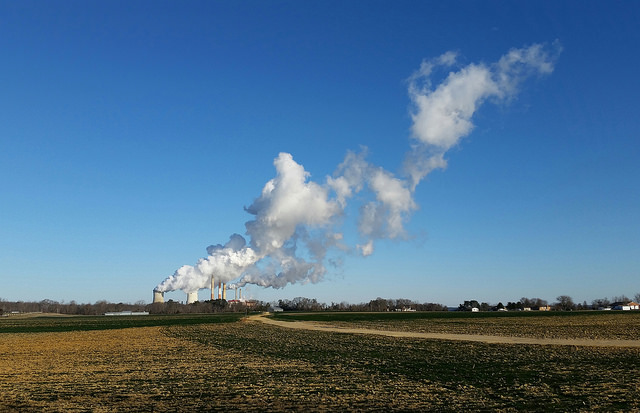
[
  {"x1": 271, "y1": 309, "x2": 628, "y2": 322},
  {"x1": 0, "y1": 313, "x2": 245, "y2": 333}
]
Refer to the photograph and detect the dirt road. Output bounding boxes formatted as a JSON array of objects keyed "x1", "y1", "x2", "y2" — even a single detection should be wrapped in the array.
[{"x1": 248, "y1": 313, "x2": 640, "y2": 348}]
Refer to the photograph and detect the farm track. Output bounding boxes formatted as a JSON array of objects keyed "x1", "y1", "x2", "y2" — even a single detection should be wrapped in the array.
[{"x1": 250, "y1": 313, "x2": 640, "y2": 348}]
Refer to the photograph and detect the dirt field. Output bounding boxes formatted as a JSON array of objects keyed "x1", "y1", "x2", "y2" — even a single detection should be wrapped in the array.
[{"x1": 1, "y1": 314, "x2": 639, "y2": 411}]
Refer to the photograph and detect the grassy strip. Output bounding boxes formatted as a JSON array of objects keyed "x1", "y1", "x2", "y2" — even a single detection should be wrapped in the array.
[
  {"x1": 0, "y1": 313, "x2": 244, "y2": 333},
  {"x1": 271, "y1": 310, "x2": 636, "y2": 321}
]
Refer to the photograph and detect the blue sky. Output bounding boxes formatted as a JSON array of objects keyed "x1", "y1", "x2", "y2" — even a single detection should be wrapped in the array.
[{"x1": 1, "y1": 1, "x2": 638, "y2": 306}]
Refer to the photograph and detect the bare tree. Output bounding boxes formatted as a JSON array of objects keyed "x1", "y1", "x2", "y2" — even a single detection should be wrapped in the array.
[
  {"x1": 520, "y1": 297, "x2": 548, "y2": 308},
  {"x1": 555, "y1": 295, "x2": 575, "y2": 311},
  {"x1": 368, "y1": 297, "x2": 389, "y2": 312},
  {"x1": 591, "y1": 297, "x2": 610, "y2": 309},
  {"x1": 611, "y1": 295, "x2": 630, "y2": 303},
  {"x1": 458, "y1": 300, "x2": 480, "y2": 311}
]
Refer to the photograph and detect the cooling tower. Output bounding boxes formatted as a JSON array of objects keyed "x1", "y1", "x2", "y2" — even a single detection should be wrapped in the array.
[
  {"x1": 186, "y1": 292, "x2": 198, "y2": 304},
  {"x1": 153, "y1": 290, "x2": 164, "y2": 304}
]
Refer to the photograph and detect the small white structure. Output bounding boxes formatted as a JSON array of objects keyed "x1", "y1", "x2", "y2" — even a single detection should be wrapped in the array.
[{"x1": 104, "y1": 311, "x2": 149, "y2": 316}]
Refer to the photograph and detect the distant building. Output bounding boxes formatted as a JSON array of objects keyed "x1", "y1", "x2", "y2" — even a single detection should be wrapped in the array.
[
  {"x1": 531, "y1": 306, "x2": 551, "y2": 311},
  {"x1": 104, "y1": 311, "x2": 149, "y2": 316},
  {"x1": 611, "y1": 302, "x2": 639, "y2": 311}
]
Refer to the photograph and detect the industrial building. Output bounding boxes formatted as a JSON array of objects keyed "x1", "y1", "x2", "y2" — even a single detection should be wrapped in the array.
[{"x1": 152, "y1": 275, "x2": 244, "y2": 304}]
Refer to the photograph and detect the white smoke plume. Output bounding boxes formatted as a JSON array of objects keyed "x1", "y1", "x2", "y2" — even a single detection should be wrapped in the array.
[
  {"x1": 244, "y1": 152, "x2": 342, "y2": 255},
  {"x1": 155, "y1": 43, "x2": 559, "y2": 295},
  {"x1": 404, "y1": 42, "x2": 562, "y2": 188},
  {"x1": 155, "y1": 234, "x2": 258, "y2": 293}
]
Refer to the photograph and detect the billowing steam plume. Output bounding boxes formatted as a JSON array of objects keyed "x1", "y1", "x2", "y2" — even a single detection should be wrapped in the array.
[{"x1": 155, "y1": 43, "x2": 560, "y2": 295}]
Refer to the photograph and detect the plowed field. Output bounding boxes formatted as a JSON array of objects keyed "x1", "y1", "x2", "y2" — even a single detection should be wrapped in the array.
[{"x1": 1, "y1": 313, "x2": 639, "y2": 411}]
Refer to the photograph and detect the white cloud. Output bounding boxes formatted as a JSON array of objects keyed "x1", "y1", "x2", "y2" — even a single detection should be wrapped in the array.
[
  {"x1": 245, "y1": 152, "x2": 341, "y2": 254},
  {"x1": 368, "y1": 168, "x2": 417, "y2": 238},
  {"x1": 357, "y1": 240, "x2": 374, "y2": 257},
  {"x1": 410, "y1": 64, "x2": 498, "y2": 150},
  {"x1": 406, "y1": 42, "x2": 559, "y2": 187}
]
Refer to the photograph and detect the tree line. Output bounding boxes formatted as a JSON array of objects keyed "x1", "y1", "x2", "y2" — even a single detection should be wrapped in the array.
[
  {"x1": 0, "y1": 296, "x2": 446, "y2": 315},
  {"x1": 277, "y1": 297, "x2": 447, "y2": 312},
  {"x1": 3, "y1": 292, "x2": 639, "y2": 316},
  {"x1": 0, "y1": 298, "x2": 270, "y2": 316},
  {"x1": 457, "y1": 294, "x2": 640, "y2": 312}
]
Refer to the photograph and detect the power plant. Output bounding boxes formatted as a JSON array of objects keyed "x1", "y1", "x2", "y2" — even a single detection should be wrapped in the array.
[
  {"x1": 186, "y1": 292, "x2": 198, "y2": 304},
  {"x1": 152, "y1": 275, "x2": 243, "y2": 304},
  {"x1": 153, "y1": 290, "x2": 164, "y2": 303}
]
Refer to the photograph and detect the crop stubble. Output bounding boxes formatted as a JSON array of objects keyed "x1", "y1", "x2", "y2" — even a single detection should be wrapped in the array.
[{"x1": 1, "y1": 314, "x2": 639, "y2": 411}]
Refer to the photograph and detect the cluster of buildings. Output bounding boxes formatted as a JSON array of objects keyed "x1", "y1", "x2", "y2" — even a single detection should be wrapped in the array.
[
  {"x1": 152, "y1": 276, "x2": 245, "y2": 305},
  {"x1": 599, "y1": 301, "x2": 640, "y2": 311}
]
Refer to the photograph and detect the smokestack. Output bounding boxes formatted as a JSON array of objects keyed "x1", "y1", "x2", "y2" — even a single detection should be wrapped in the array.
[
  {"x1": 153, "y1": 290, "x2": 164, "y2": 304},
  {"x1": 218, "y1": 281, "x2": 222, "y2": 299},
  {"x1": 187, "y1": 292, "x2": 198, "y2": 304},
  {"x1": 239, "y1": 288, "x2": 242, "y2": 300},
  {"x1": 222, "y1": 283, "x2": 227, "y2": 300},
  {"x1": 211, "y1": 276, "x2": 215, "y2": 300}
]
